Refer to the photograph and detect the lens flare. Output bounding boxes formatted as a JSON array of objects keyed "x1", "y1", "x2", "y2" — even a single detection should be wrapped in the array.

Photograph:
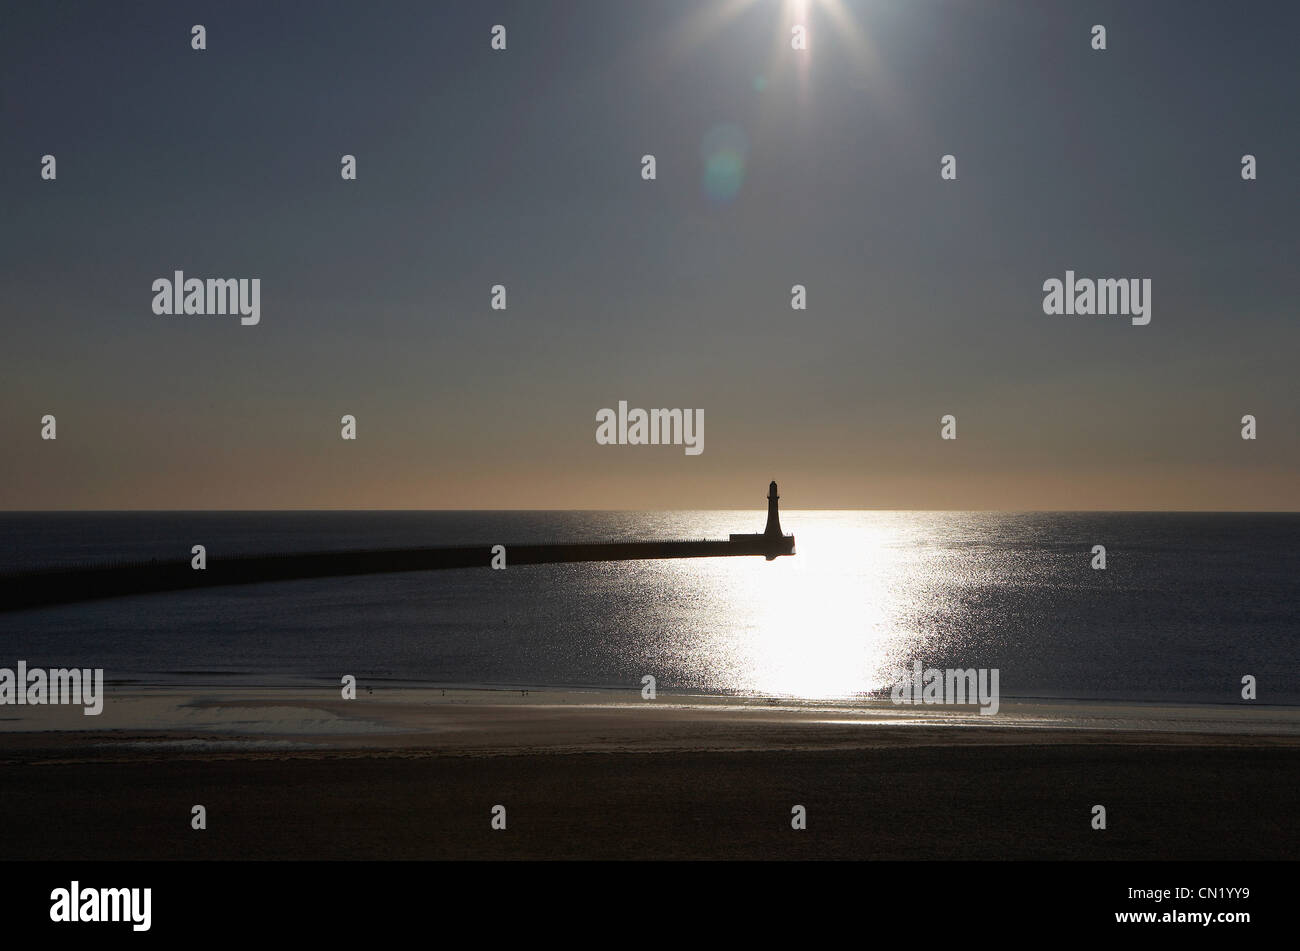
[{"x1": 700, "y1": 123, "x2": 749, "y2": 203}]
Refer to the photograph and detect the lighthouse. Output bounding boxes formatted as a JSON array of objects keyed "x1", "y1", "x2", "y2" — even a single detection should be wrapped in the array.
[
  {"x1": 726, "y1": 481, "x2": 795, "y2": 558},
  {"x1": 764, "y1": 480, "x2": 783, "y2": 537}
]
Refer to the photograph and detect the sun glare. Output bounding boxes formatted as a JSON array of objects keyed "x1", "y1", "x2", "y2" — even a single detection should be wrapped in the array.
[{"x1": 667, "y1": 0, "x2": 894, "y2": 113}]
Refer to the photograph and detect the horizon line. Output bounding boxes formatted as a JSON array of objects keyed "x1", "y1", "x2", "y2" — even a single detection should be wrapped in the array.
[{"x1": 2, "y1": 508, "x2": 1298, "y2": 515}]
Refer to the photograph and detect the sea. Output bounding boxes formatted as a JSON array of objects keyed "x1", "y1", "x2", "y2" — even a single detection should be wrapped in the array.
[{"x1": 0, "y1": 511, "x2": 1295, "y2": 705}]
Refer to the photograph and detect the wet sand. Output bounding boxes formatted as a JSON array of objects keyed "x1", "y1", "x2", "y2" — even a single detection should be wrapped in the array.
[{"x1": 1, "y1": 688, "x2": 1296, "y2": 860}]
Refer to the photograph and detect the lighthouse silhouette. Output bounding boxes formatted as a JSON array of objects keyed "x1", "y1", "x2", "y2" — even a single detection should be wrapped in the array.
[
  {"x1": 764, "y1": 480, "x2": 783, "y2": 537},
  {"x1": 728, "y1": 481, "x2": 793, "y2": 558}
]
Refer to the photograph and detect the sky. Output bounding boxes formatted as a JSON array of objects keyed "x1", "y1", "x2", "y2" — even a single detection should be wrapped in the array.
[{"x1": 2, "y1": 0, "x2": 1297, "y2": 510}]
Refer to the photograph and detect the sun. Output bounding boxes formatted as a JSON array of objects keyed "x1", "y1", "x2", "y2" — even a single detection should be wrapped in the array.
[{"x1": 665, "y1": 0, "x2": 890, "y2": 102}]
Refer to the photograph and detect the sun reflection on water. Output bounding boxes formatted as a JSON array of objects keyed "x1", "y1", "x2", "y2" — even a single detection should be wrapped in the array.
[{"x1": 656, "y1": 512, "x2": 933, "y2": 699}]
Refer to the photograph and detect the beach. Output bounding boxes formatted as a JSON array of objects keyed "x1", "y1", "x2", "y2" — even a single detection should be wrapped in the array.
[{"x1": 2, "y1": 687, "x2": 1296, "y2": 860}]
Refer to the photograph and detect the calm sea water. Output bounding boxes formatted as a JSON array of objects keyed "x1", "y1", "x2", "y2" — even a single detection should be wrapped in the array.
[{"x1": 0, "y1": 511, "x2": 1295, "y2": 704}]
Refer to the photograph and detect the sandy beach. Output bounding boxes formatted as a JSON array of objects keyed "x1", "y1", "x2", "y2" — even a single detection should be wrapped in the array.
[{"x1": 1, "y1": 686, "x2": 1296, "y2": 860}]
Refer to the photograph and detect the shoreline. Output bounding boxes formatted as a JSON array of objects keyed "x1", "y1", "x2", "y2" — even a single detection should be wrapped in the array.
[{"x1": 3, "y1": 685, "x2": 1299, "y2": 745}]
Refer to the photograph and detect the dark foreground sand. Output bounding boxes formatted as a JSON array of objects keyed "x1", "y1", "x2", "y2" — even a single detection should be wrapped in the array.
[{"x1": 1, "y1": 689, "x2": 1296, "y2": 860}]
